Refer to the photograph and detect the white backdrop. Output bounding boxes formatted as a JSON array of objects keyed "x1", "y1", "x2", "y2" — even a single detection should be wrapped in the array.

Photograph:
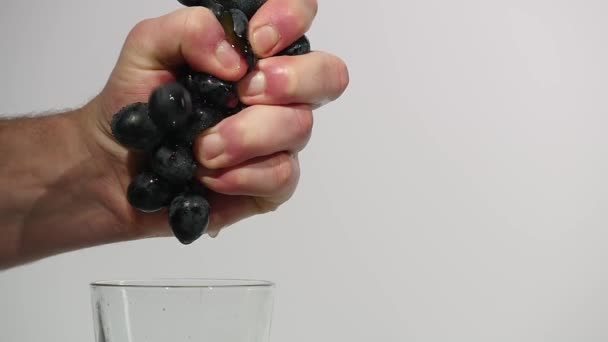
[{"x1": 2, "y1": 0, "x2": 608, "y2": 341}]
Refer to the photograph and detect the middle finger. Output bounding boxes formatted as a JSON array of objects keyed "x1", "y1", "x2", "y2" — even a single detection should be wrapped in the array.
[
  {"x1": 193, "y1": 104, "x2": 313, "y2": 169},
  {"x1": 238, "y1": 51, "x2": 350, "y2": 108}
]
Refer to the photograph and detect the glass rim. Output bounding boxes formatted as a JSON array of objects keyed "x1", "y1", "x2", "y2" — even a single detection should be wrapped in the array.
[{"x1": 90, "y1": 278, "x2": 275, "y2": 289}]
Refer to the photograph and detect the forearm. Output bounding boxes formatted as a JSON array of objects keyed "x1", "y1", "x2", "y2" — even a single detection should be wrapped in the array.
[{"x1": 0, "y1": 107, "x2": 132, "y2": 269}]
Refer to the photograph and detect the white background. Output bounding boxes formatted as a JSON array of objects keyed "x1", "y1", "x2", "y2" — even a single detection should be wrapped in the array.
[{"x1": 2, "y1": 0, "x2": 608, "y2": 341}]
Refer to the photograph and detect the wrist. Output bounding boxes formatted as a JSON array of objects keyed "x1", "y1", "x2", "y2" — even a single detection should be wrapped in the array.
[
  {"x1": 70, "y1": 99, "x2": 153, "y2": 241},
  {"x1": 0, "y1": 105, "x2": 141, "y2": 268}
]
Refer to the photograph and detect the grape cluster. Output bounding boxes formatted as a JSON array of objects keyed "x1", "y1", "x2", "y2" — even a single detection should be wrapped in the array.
[{"x1": 110, "y1": 0, "x2": 311, "y2": 245}]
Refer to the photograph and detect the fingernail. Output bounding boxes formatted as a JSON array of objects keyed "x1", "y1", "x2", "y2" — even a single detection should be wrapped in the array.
[
  {"x1": 252, "y1": 25, "x2": 280, "y2": 55},
  {"x1": 201, "y1": 133, "x2": 224, "y2": 161},
  {"x1": 216, "y1": 40, "x2": 242, "y2": 70},
  {"x1": 243, "y1": 71, "x2": 266, "y2": 97}
]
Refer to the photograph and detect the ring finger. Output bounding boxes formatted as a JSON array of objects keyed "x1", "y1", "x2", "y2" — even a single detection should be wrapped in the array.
[
  {"x1": 238, "y1": 51, "x2": 349, "y2": 108},
  {"x1": 199, "y1": 151, "x2": 300, "y2": 200},
  {"x1": 193, "y1": 104, "x2": 313, "y2": 169}
]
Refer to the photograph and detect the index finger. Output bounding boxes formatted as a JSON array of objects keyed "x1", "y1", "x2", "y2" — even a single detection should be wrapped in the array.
[{"x1": 122, "y1": 7, "x2": 246, "y2": 80}]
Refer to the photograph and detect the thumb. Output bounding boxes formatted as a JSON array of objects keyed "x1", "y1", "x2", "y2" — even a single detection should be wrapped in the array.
[{"x1": 119, "y1": 7, "x2": 247, "y2": 81}]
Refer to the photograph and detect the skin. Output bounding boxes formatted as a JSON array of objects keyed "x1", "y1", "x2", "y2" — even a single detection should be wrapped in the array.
[{"x1": 0, "y1": 0, "x2": 349, "y2": 270}]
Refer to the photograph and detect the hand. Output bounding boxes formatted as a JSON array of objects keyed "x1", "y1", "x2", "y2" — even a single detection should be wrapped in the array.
[{"x1": 82, "y1": 0, "x2": 349, "y2": 239}]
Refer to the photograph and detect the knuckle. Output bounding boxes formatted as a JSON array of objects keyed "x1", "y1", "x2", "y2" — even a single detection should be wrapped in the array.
[
  {"x1": 271, "y1": 152, "x2": 297, "y2": 190},
  {"x1": 221, "y1": 120, "x2": 248, "y2": 162},
  {"x1": 308, "y1": 0, "x2": 319, "y2": 18},
  {"x1": 183, "y1": 7, "x2": 213, "y2": 37},
  {"x1": 335, "y1": 60, "x2": 350, "y2": 96},
  {"x1": 127, "y1": 19, "x2": 152, "y2": 44},
  {"x1": 292, "y1": 107, "x2": 314, "y2": 142},
  {"x1": 283, "y1": 8, "x2": 309, "y2": 34},
  {"x1": 252, "y1": 197, "x2": 281, "y2": 214},
  {"x1": 323, "y1": 55, "x2": 350, "y2": 100}
]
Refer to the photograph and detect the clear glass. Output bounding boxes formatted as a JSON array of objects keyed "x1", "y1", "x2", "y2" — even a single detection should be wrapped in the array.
[{"x1": 90, "y1": 279, "x2": 275, "y2": 342}]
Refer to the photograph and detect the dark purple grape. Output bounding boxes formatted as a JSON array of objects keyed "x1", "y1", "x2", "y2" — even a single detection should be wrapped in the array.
[
  {"x1": 198, "y1": 0, "x2": 225, "y2": 18},
  {"x1": 169, "y1": 194, "x2": 211, "y2": 244},
  {"x1": 228, "y1": 8, "x2": 257, "y2": 70},
  {"x1": 220, "y1": 9, "x2": 257, "y2": 71},
  {"x1": 177, "y1": 71, "x2": 206, "y2": 109},
  {"x1": 151, "y1": 144, "x2": 197, "y2": 185},
  {"x1": 177, "y1": 0, "x2": 203, "y2": 6},
  {"x1": 224, "y1": 102, "x2": 247, "y2": 117},
  {"x1": 110, "y1": 103, "x2": 164, "y2": 151},
  {"x1": 218, "y1": 0, "x2": 266, "y2": 19},
  {"x1": 186, "y1": 179, "x2": 208, "y2": 197},
  {"x1": 278, "y1": 35, "x2": 311, "y2": 56},
  {"x1": 149, "y1": 83, "x2": 193, "y2": 131},
  {"x1": 179, "y1": 71, "x2": 239, "y2": 109},
  {"x1": 175, "y1": 106, "x2": 225, "y2": 146},
  {"x1": 244, "y1": 44, "x2": 257, "y2": 70},
  {"x1": 229, "y1": 8, "x2": 248, "y2": 38},
  {"x1": 181, "y1": 0, "x2": 225, "y2": 19},
  {"x1": 127, "y1": 172, "x2": 172, "y2": 212}
]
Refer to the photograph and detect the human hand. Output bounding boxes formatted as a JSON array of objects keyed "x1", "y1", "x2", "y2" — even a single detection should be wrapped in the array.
[{"x1": 81, "y1": 0, "x2": 349, "y2": 240}]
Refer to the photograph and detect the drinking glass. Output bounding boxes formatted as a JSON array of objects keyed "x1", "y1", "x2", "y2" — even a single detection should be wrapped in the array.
[{"x1": 90, "y1": 279, "x2": 275, "y2": 342}]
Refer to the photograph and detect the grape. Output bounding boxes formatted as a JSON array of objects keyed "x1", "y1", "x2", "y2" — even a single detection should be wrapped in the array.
[
  {"x1": 110, "y1": 103, "x2": 163, "y2": 151},
  {"x1": 169, "y1": 193, "x2": 211, "y2": 245},
  {"x1": 175, "y1": 106, "x2": 225, "y2": 146},
  {"x1": 179, "y1": 70, "x2": 239, "y2": 109},
  {"x1": 177, "y1": 0, "x2": 203, "y2": 6},
  {"x1": 151, "y1": 144, "x2": 197, "y2": 185},
  {"x1": 219, "y1": 9, "x2": 257, "y2": 71},
  {"x1": 202, "y1": 0, "x2": 225, "y2": 18},
  {"x1": 182, "y1": 0, "x2": 224, "y2": 18},
  {"x1": 186, "y1": 179, "x2": 208, "y2": 195},
  {"x1": 149, "y1": 82, "x2": 193, "y2": 131},
  {"x1": 278, "y1": 35, "x2": 311, "y2": 56},
  {"x1": 193, "y1": 0, "x2": 266, "y2": 20},
  {"x1": 217, "y1": 0, "x2": 266, "y2": 19},
  {"x1": 228, "y1": 8, "x2": 248, "y2": 38},
  {"x1": 224, "y1": 102, "x2": 248, "y2": 117},
  {"x1": 127, "y1": 172, "x2": 173, "y2": 212}
]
